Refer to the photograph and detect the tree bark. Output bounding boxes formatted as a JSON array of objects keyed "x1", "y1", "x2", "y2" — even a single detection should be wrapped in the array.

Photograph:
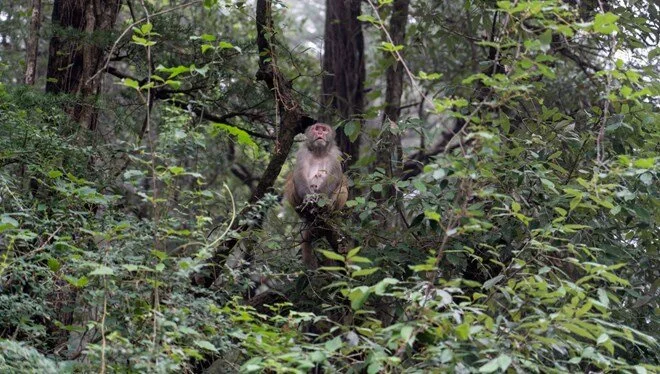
[
  {"x1": 24, "y1": 0, "x2": 42, "y2": 85},
  {"x1": 45, "y1": 0, "x2": 121, "y2": 130},
  {"x1": 320, "y1": 0, "x2": 365, "y2": 168},
  {"x1": 376, "y1": 0, "x2": 410, "y2": 180}
]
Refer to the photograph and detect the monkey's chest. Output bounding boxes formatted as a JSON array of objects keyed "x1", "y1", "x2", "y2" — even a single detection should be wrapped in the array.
[{"x1": 307, "y1": 161, "x2": 330, "y2": 188}]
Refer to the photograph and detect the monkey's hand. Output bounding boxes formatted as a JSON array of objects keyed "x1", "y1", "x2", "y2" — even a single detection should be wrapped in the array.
[{"x1": 302, "y1": 192, "x2": 322, "y2": 205}]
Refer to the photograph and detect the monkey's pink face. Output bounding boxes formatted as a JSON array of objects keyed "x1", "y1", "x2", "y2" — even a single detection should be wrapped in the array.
[{"x1": 308, "y1": 124, "x2": 332, "y2": 145}]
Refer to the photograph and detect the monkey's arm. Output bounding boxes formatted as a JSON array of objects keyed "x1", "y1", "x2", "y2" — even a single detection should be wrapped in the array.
[
  {"x1": 284, "y1": 173, "x2": 303, "y2": 207},
  {"x1": 332, "y1": 175, "x2": 348, "y2": 210},
  {"x1": 317, "y1": 161, "x2": 347, "y2": 210}
]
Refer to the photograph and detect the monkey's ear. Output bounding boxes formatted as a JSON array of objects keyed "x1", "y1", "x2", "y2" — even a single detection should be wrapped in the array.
[{"x1": 296, "y1": 116, "x2": 317, "y2": 134}]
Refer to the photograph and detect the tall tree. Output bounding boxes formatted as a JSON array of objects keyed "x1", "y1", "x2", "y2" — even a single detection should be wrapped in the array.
[
  {"x1": 45, "y1": 0, "x2": 120, "y2": 130},
  {"x1": 375, "y1": 0, "x2": 410, "y2": 179},
  {"x1": 24, "y1": 0, "x2": 41, "y2": 85},
  {"x1": 319, "y1": 0, "x2": 365, "y2": 168}
]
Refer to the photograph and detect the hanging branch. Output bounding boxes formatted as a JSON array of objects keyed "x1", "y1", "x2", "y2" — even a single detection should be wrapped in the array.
[{"x1": 192, "y1": 0, "x2": 315, "y2": 289}]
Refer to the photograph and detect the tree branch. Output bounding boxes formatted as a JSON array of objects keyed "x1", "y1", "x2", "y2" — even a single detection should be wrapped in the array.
[{"x1": 192, "y1": 0, "x2": 315, "y2": 289}]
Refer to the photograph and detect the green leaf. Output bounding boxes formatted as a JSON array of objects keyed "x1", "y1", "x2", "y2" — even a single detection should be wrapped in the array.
[
  {"x1": 593, "y1": 12, "x2": 620, "y2": 34},
  {"x1": 597, "y1": 288, "x2": 609, "y2": 308},
  {"x1": 400, "y1": 325, "x2": 414, "y2": 342},
  {"x1": 168, "y1": 166, "x2": 185, "y2": 176},
  {"x1": 203, "y1": 0, "x2": 218, "y2": 8},
  {"x1": 47, "y1": 258, "x2": 61, "y2": 272},
  {"x1": 318, "y1": 249, "x2": 345, "y2": 262},
  {"x1": 48, "y1": 170, "x2": 63, "y2": 178},
  {"x1": 165, "y1": 80, "x2": 181, "y2": 89},
  {"x1": 497, "y1": 355, "x2": 512, "y2": 371},
  {"x1": 379, "y1": 42, "x2": 404, "y2": 52},
  {"x1": 561, "y1": 322, "x2": 594, "y2": 340},
  {"x1": 0, "y1": 215, "x2": 19, "y2": 232},
  {"x1": 497, "y1": 1, "x2": 512, "y2": 10},
  {"x1": 324, "y1": 336, "x2": 343, "y2": 352},
  {"x1": 357, "y1": 14, "x2": 378, "y2": 23},
  {"x1": 455, "y1": 323, "x2": 470, "y2": 340},
  {"x1": 418, "y1": 71, "x2": 443, "y2": 80},
  {"x1": 155, "y1": 64, "x2": 191, "y2": 79},
  {"x1": 348, "y1": 286, "x2": 371, "y2": 310},
  {"x1": 409, "y1": 263, "x2": 436, "y2": 272},
  {"x1": 64, "y1": 276, "x2": 89, "y2": 288},
  {"x1": 483, "y1": 275, "x2": 504, "y2": 290},
  {"x1": 122, "y1": 78, "x2": 139, "y2": 90},
  {"x1": 194, "y1": 340, "x2": 219, "y2": 352},
  {"x1": 140, "y1": 22, "x2": 153, "y2": 34},
  {"x1": 348, "y1": 256, "x2": 371, "y2": 264},
  {"x1": 374, "y1": 278, "x2": 398, "y2": 295},
  {"x1": 424, "y1": 210, "x2": 441, "y2": 222},
  {"x1": 218, "y1": 41, "x2": 234, "y2": 49},
  {"x1": 208, "y1": 123, "x2": 257, "y2": 149},
  {"x1": 89, "y1": 266, "x2": 115, "y2": 276},
  {"x1": 346, "y1": 247, "x2": 361, "y2": 258},
  {"x1": 343, "y1": 121, "x2": 361, "y2": 142},
  {"x1": 352, "y1": 267, "x2": 380, "y2": 277},
  {"x1": 633, "y1": 158, "x2": 654, "y2": 169}
]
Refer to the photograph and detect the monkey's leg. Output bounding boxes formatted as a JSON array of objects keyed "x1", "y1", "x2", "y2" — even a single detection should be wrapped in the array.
[
  {"x1": 318, "y1": 228, "x2": 346, "y2": 267},
  {"x1": 301, "y1": 229, "x2": 318, "y2": 270}
]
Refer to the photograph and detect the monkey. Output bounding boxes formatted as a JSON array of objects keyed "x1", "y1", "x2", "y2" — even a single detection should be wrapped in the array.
[{"x1": 284, "y1": 123, "x2": 348, "y2": 269}]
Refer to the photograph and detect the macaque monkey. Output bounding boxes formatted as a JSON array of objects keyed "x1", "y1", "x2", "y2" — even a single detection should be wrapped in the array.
[{"x1": 284, "y1": 123, "x2": 348, "y2": 269}]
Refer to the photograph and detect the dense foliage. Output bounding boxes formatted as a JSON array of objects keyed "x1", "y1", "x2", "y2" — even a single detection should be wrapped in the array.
[{"x1": 0, "y1": 0, "x2": 658, "y2": 372}]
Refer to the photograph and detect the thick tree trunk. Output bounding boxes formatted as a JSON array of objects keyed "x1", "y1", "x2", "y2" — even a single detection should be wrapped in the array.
[
  {"x1": 320, "y1": 0, "x2": 365, "y2": 168},
  {"x1": 24, "y1": 0, "x2": 42, "y2": 85},
  {"x1": 376, "y1": 0, "x2": 410, "y2": 179},
  {"x1": 45, "y1": 0, "x2": 120, "y2": 130}
]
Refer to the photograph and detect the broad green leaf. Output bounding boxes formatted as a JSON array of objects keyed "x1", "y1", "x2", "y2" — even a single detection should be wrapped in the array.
[
  {"x1": 593, "y1": 12, "x2": 620, "y2": 34},
  {"x1": 0, "y1": 215, "x2": 19, "y2": 232},
  {"x1": 168, "y1": 166, "x2": 185, "y2": 176},
  {"x1": 374, "y1": 278, "x2": 398, "y2": 295},
  {"x1": 89, "y1": 266, "x2": 115, "y2": 276},
  {"x1": 455, "y1": 323, "x2": 470, "y2": 340},
  {"x1": 400, "y1": 325, "x2": 414, "y2": 343},
  {"x1": 633, "y1": 158, "x2": 654, "y2": 169},
  {"x1": 48, "y1": 170, "x2": 63, "y2": 178},
  {"x1": 140, "y1": 22, "x2": 153, "y2": 34},
  {"x1": 194, "y1": 340, "x2": 218, "y2": 352},
  {"x1": 424, "y1": 210, "x2": 441, "y2": 222},
  {"x1": 325, "y1": 336, "x2": 343, "y2": 352},
  {"x1": 348, "y1": 286, "x2": 371, "y2": 310},
  {"x1": 122, "y1": 78, "x2": 139, "y2": 90}
]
